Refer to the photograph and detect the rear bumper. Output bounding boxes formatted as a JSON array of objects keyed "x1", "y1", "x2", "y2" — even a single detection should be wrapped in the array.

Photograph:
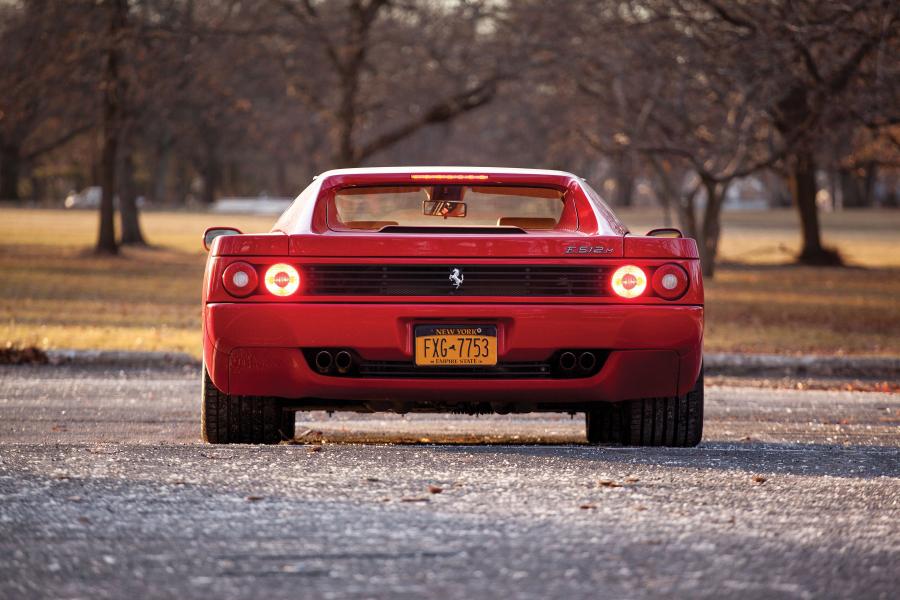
[{"x1": 204, "y1": 303, "x2": 703, "y2": 409}]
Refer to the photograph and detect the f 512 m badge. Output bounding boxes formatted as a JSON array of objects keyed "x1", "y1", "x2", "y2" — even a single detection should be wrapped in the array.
[{"x1": 564, "y1": 245, "x2": 615, "y2": 255}]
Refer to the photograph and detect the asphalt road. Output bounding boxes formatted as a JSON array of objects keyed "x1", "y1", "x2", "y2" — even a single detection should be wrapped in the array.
[{"x1": 1, "y1": 365, "x2": 898, "y2": 599}]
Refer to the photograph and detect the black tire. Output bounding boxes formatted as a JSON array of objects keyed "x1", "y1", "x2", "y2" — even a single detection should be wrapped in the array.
[
  {"x1": 586, "y1": 367, "x2": 703, "y2": 447},
  {"x1": 201, "y1": 366, "x2": 295, "y2": 444}
]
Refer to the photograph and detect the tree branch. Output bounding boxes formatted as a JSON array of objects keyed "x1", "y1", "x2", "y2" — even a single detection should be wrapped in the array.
[{"x1": 355, "y1": 76, "x2": 500, "y2": 163}]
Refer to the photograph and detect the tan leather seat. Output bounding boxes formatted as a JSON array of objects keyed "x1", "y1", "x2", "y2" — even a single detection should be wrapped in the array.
[
  {"x1": 497, "y1": 217, "x2": 557, "y2": 230},
  {"x1": 345, "y1": 221, "x2": 399, "y2": 230}
]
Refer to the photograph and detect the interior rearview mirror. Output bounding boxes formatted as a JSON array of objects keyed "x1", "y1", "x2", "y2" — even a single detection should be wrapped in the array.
[
  {"x1": 423, "y1": 200, "x2": 467, "y2": 218},
  {"x1": 203, "y1": 226, "x2": 242, "y2": 251}
]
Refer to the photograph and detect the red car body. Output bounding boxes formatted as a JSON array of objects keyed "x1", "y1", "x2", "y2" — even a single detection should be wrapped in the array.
[{"x1": 201, "y1": 167, "x2": 704, "y2": 445}]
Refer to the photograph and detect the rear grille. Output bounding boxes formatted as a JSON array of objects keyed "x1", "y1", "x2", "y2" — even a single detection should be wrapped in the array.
[{"x1": 303, "y1": 265, "x2": 607, "y2": 297}]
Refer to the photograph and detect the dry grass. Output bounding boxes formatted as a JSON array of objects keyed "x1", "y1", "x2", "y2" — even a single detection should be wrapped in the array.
[{"x1": 1, "y1": 207, "x2": 898, "y2": 357}]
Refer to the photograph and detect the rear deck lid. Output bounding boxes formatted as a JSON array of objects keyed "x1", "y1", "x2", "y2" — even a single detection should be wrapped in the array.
[{"x1": 288, "y1": 232, "x2": 624, "y2": 258}]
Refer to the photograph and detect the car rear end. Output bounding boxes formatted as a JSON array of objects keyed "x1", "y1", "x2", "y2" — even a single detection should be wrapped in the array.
[{"x1": 201, "y1": 168, "x2": 703, "y2": 444}]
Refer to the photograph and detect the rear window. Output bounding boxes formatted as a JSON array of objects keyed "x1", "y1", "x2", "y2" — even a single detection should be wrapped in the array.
[{"x1": 330, "y1": 185, "x2": 566, "y2": 231}]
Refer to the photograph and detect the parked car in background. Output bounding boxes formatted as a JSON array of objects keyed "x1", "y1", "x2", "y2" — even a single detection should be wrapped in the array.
[{"x1": 63, "y1": 187, "x2": 145, "y2": 209}]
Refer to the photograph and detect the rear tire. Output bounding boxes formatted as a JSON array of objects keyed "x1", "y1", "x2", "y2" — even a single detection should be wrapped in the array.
[
  {"x1": 586, "y1": 368, "x2": 703, "y2": 447},
  {"x1": 201, "y1": 366, "x2": 295, "y2": 444}
]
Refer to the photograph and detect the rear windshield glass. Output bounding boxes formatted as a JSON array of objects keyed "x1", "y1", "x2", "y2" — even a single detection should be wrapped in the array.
[{"x1": 331, "y1": 185, "x2": 565, "y2": 231}]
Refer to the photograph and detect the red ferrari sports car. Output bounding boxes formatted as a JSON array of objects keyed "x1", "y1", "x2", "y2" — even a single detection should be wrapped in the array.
[{"x1": 201, "y1": 167, "x2": 704, "y2": 446}]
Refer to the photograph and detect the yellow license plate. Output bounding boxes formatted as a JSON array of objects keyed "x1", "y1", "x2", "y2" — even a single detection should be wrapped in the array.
[{"x1": 415, "y1": 325, "x2": 497, "y2": 366}]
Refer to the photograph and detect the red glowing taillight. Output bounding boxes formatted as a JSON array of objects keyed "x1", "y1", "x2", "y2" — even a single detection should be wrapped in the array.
[
  {"x1": 610, "y1": 265, "x2": 647, "y2": 298},
  {"x1": 264, "y1": 263, "x2": 300, "y2": 296},
  {"x1": 652, "y1": 264, "x2": 689, "y2": 299},
  {"x1": 222, "y1": 262, "x2": 258, "y2": 297}
]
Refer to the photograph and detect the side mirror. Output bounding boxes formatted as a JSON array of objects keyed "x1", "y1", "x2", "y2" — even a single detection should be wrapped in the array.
[
  {"x1": 203, "y1": 226, "x2": 242, "y2": 251},
  {"x1": 645, "y1": 228, "x2": 683, "y2": 238}
]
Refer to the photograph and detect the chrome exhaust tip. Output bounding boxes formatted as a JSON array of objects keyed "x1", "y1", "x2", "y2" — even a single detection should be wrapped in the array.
[
  {"x1": 559, "y1": 351, "x2": 577, "y2": 371},
  {"x1": 314, "y1": 350, "x2": 333, "y2": 373},
  {"x1": 578, "y1": 351, "x2": 597, "y2": 372},
  {"x1": 335, "y1": 350, "x2": 353, "y2": 374}
]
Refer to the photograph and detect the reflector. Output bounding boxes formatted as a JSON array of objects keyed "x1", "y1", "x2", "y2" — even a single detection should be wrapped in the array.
[
  {"x1": 232, "y1": 271, "x2": 250, "y2": 288},
  {"x1": 222, "y1": 262, "x2": 258, "y2": 297},
  {"x1": 651, "y1": 264, "x2": 689, "y2": 299}
]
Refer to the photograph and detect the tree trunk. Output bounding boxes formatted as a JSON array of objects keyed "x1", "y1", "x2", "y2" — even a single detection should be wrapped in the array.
[
  {"x1": 276, "y1": 158, "x2": 288, "y2": 197},
  {"x1": 201, "y1": 140, "x2": 220, "y2": 205},
  {"x1": 792, "y1": 151, "x2": 841, "y2": 265},
  {"x1": 96, "y1": 0, "x2": 126, "y2": 255},
  {"x1": 612, "y1": 153, "x2": 634, "y2": 207},
  {"x1": 698, "y1": 177, "x2": 726, "y2": 278},
  {"x1": 0, "y1": 143, "x2": 21, "y2": 201},
  {"x1": 862, "y1": 162, "x2": 877, "y2": 207},
  {"x1": 335, "y1": 72, "x2": 359, "y2": 167},
  {"x1": 839, "y1": 168, "x2": 864, "y2": 208},
  {"x1": 153, "y1": 132, "x2": 173, "y2": 205},
  {"x1": 118, "y1": 145, "x2": 146, "y2": 245},
  {"x1": 676, "y1": 185, "x2": 699, "y2": 241}
]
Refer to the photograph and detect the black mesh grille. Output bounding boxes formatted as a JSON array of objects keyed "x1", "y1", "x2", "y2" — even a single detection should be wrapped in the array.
[{"x1": 303, "y1": 265, "x2": 607, "y2": 297}]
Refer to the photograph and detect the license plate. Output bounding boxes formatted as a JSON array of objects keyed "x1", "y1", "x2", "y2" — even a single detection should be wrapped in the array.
[{"x1": 415, "y1": 325, "x2": 497, "y2": 366}]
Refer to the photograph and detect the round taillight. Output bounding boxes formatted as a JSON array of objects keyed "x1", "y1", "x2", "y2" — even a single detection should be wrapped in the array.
[
  {"x1": 222, "y1": 262, "x2": 258, "y2": 297},
  {"x1": 610, "y1": 265, "x2": 647, "y2": 298},
  {"x1": 264, "y1": 263, "x2": 300, "y2": 296},
  {"x1": 652, "y1": 264, "x2": 689, "y2": 299}
]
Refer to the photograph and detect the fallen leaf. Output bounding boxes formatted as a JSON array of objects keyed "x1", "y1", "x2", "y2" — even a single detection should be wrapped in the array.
[
  {"x1": 308, "y1": 445, "x2": 323, "y2": 453},
  {"x1": 752, "y1": 475, "x2": 767, "y2": 484},
  {"x1": 598, "y1": 479, "x2": 621, "y2": 488},
  {"x1": 400, "y1": 497, "x2": 430, "y2": 503},
  {"x1": 427, "y1": 485, "x2": 443, "y2": 494},
  {"x1": 366, "y1": 477, "x2": 380, "y2": 482},
  {"x1": 245, "y1": 495, "x2": 264, "y2": 502},
  {"x1": 624, "y1": 476, "x2": 639, "y2": 483},
  {"x1": 579, "y1": 503, "x2": 597, "y2": 510},
  {"x1": 77, "y1": 516, "x2": 91, "y2": 525}
]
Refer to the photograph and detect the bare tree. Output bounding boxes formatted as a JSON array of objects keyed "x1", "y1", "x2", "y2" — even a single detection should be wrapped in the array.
[
  {"x1": 96, "y1": 0, "x2": 129, "y2": 254},
  {"x1": 272, "y1": 0, "x2": 505, "y2": 167}
]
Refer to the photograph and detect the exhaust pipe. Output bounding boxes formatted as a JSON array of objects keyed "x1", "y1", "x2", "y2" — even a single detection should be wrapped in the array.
[
  {"x1": 578, "y1": 351, "x2": 597, "y2": 372},
  {"x1": 335, "y1": 350, "x2": 353, "y2": 374},
  {"x1": 314, "y1": 350, "x2": 333, "y2": 373},
  {"x1": 559, "y1": 351, "x2": 577, "y2": 371}
]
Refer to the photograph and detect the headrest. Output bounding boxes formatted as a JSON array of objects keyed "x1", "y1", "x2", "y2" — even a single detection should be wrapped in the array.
[{"x1": 496, "y1": 217, "x2": 557, "y2": 230}]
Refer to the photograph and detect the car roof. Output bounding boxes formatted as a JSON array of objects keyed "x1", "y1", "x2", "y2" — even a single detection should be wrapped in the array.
[{"x1": 314, "y1": 166, "x2": 582, "y2": 180}]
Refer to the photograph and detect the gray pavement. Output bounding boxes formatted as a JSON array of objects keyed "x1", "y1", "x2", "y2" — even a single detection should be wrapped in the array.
[{"x1": 0, "y1": 365, "x2": 898, "y2": 599}]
